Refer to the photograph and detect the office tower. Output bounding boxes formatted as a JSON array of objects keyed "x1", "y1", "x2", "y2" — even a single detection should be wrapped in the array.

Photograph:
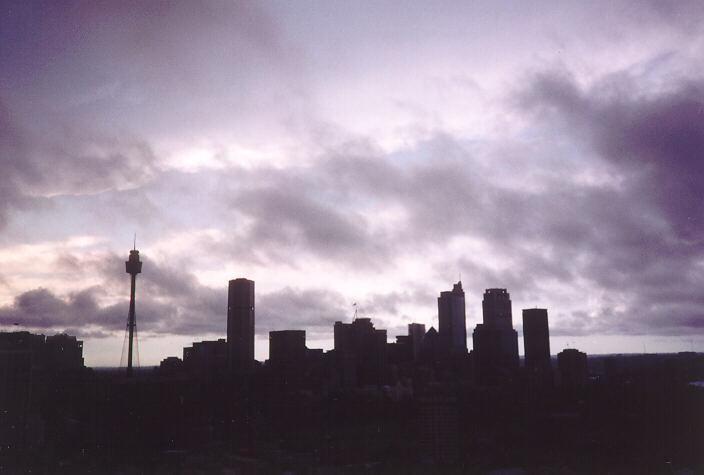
[
  {"x1": 333, "y1": 317, "x2": 387, "y2": 387},
  {"x1": 125, "y1": 246, "x2": 142, "y2": 376},
  {"x1": 183, "y1": 338, "x2": 228, "y2": 376},
  {"x1": 421, "y1": 327, "x2": 441, "y2": 364},
  {"x1": 408, "y1": 323, "x2": 426, "y2": 362},
  {"x1": 482, "y1": 288, "x2": 513, "y2": 327},
  {"x1": 558, "y1": 348, "x2": 588, "y2": 392},
  {"x1": 227, "y1": 278, "x2": 255, "y2": 374},
  {"x1": 43, "y1": 334, "x2": 84, "y2": 370},
  {"x1": 472, "y1": 288, "x2": 519, "y2": 384},
  {"x1": 522, "y1": 308, "x2": 551, "y2": 369},
  {"x1": 438, "y1": 281, "x2": 467, "y2": 355},
  {"x1": 269, "y1": 330, "x2": 306, "y2": 373}
]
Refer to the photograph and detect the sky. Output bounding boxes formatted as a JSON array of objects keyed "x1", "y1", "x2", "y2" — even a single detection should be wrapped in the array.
[{"x1": 1, "y1": 0, "x2": 703, "y2": 366}]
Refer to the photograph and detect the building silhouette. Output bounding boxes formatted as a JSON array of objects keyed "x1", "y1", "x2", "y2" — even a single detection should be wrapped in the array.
[
  {"x1": 522, "y1": 308, "x2": 553, "y2": 387},
  {"x1": 438, "y1": 281, "x2": 467, "y2": 355},
  {"x1": 269, "y1": 330, "x2": 306, "y2": 373},
  {"x1": 44, "y1": 334, "x2": 84, "y2": 370},
  {"x1": 408, "y1": 323, "x2": 426, "y2": 362},
  {"x1": 183, "y1": 338, "x2": 227, "y2": 377},
  {"x1": 558, "y1": 348, "x2": 588, "y2": 392},
  {"x1": 227, "y1": 278, "x2": 255, "y2": 374},
  {"x1": 0, "y1": 331, "x2": 85, "y2": 376},
  {"x1": 522, "y1": 309, "x2": 551, "y2": 365},
  {"x1": 333, "y1": 317, "x2": 387, "y2": 387},
  {"x1": 389, "y1": 323, "x2": 427, "y2": 365},
  {"x1": 482, "y1": 287, "x2": 513, "y2": 327},
  {"x1": 472, "y1": 288, "x2": 519, "y2": 384}
]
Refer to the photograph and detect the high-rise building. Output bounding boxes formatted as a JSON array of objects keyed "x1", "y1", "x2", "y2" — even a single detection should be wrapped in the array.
[
  {"x1": 408, "y1": 323, "x2": 426, "y2": 362},
  {"x1": 558, "y1": 348, "x2": 588, "y2": 392},
  {"x1": 522, "y1": 308, "x2": 553, "y2": 386},
  {"x1": 227, "y1": 278, "x2": 255, "y2": 374},
  {"x1": 482, "y1": 288, "x2": 513, "y2": 327},
  {"x1": 438, "y1": 281, "x2": 467, "y2": 355},
  {"x1": 522, "y1": 308, "x2": 551, "y2": 369},
  {"x1": 472, "y1": 288, "x2": 519, "y2": 384},
  {"x1": 333, "y1": 317, "x2": 387, "y2": 387}
]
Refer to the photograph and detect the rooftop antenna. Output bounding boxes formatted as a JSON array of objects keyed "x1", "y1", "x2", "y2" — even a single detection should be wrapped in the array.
[
  {"x1": 353, "y1": 302, "x2": 358, "y2": 321},
  {"x1": 133, "y1": 232, "x2": 136, "y2": 250}
]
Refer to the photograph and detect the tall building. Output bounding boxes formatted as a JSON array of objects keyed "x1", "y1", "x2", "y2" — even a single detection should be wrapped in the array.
[
  {"x1": 522, "y1": 308, "x2": 551, "y2": 369},
  {"x1": 227, "y1": 278, "x2": 255, "y2": 374},
  {"x1": 408, "y1": 323, "x2": 426, "y2": 362},
  {"x1": 482, "y1": 288, "x2": 513, "y2": 327},
  {"x1": 558, "y1": 348, "x2": 588, "y2": 392},
  {"x1": 333, "y1": 317, "x2": 387, "y2": 387},
  {"x1": 472, "y1": 288, "x2": 519, "y2": 384},
  {"x1": 522, "y1": 308, "x2": 553, "y2": 386},
  {"x1": 438, "y1": 281, "x2": 467, "y2": 355}
]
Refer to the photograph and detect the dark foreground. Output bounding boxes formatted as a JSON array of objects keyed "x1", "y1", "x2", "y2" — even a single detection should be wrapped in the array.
[{"x1": 2, "y1": 353, "x2": 703, "y2": 474}]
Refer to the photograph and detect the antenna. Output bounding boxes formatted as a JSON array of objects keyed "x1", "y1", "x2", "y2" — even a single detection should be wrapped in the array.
[
  {"x1": 133, "y1": 233, "x2": 136, "y2": 250},
  {"x1": 353, "y1": 302, "x2": 358, "y2": 321}
]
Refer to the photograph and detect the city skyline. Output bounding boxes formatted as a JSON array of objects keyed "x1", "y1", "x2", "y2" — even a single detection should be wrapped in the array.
[{"x1": 2, "y1": 1, "x2": 704, "y2": 366}]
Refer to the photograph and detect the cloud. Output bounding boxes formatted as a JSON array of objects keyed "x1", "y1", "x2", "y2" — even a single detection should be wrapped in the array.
[
  {"x1": 520, "y1": 71, "x2": 704, "y2": 239},
  {"x1": 0, "y1": 94, "x2": 159, "y2": 235},
  {"x1": 0, "y1": 286, "x2": 123, "y2": 331},
  {"x1": 510, "y1": 70, "x2": 704, "y2": 336},
  {"x1": 258, "y1": 287, "x2": 349, "y2": 338}
]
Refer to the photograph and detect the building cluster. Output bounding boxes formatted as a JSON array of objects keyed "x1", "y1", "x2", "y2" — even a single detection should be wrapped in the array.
[
  {"x1": 0, "y1": 331, "x2": 85, "y2": 376},
  {"x1": 161, "y1": 278, "x2": 588, "y2": 392},
  {"x1": 1, "y1": 252, "x2": 703, "y2": 471}
]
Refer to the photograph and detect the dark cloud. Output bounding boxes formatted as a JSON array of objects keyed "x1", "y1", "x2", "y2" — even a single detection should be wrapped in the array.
[
  {"x1": 511, "y1": 71, "x2": 704, "y2": 336},
  {"x1": 0, "y1": 286, "x2": 123, "y2": 331},
  {"x1": 2, "y1": 253, "x2": 356, "y2": 342},
  {"x1": 520, "y1": 71, "x2": 704, "y2": 238},
  {"x1": 0, "y1": 94, "x2": 159, "y2": 235}
]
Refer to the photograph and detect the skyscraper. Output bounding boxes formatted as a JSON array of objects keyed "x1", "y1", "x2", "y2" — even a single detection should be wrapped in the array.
[
  {"x1": 408, "y1": 323, "x2": 426, "y2": 362},
  {"x1": 482, "y1": 288, "x2": 513, "y2": 327},
  {"x1": 522, "y1": 308, "x2": 551, "y2": 370},
  {"x1": 333, "y1": 317, "x2": 387, "y2": 387},
  {"x1": 438, "y1": 281, "x2": 467, "y2": 355},
  {"x1": 472, "y1": 288, "x2": 519, "y2": 384},
  {"x1": 227, "y1": 278, "x2": 255, "y2": 374},
  {"x1": 558, "y1": 348, "x2": 588, "y2": 393}
]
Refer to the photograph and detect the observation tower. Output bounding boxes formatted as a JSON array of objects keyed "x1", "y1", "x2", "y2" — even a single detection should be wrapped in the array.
[{"x1": 125, "y1": 243, "x2": 142, "y2": 376}]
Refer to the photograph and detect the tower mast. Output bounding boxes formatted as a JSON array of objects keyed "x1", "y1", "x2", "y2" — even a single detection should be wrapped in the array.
[{"x1": 125, "y1": 243, "x2": 142, "y2": 376}]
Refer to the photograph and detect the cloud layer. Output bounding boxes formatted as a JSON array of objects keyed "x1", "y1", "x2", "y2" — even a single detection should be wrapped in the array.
[{"x1": 1, "y1": 1, "x2": 703, "y2": 364}]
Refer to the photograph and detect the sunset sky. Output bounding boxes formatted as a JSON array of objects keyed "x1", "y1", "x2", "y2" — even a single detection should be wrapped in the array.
[{"x1": 1, "y1": 1, "x2": 703, "y2": 366}]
